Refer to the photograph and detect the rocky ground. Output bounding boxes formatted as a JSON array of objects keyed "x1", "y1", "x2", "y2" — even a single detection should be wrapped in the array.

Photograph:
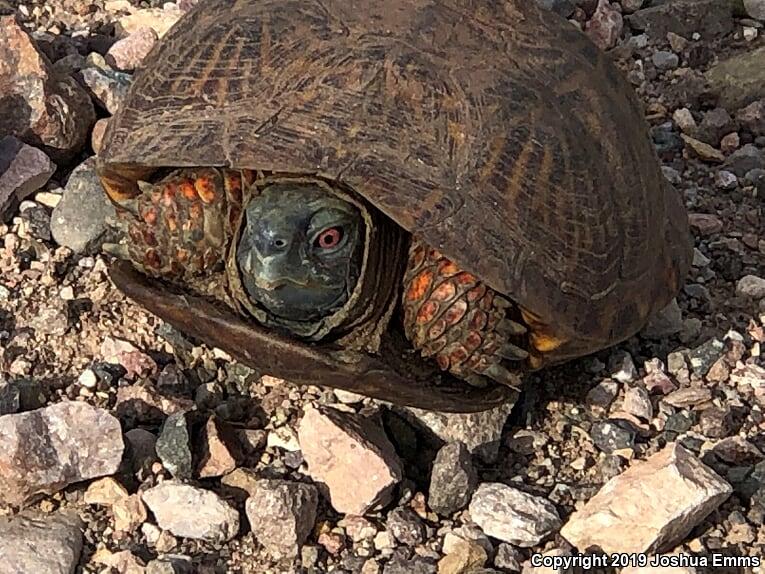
[{"x1": 1, "y1": 0, "x2": 765, "y2": 573}]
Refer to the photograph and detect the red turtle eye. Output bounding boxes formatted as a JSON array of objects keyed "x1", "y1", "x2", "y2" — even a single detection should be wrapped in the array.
[{"x1": 315, "y1": 227, "x2": 343, "y2": 249}]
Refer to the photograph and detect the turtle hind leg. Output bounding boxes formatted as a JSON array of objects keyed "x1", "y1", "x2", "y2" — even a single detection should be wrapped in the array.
[{"x1": 401, "y1": 237, "x2": 529, "y2": 391}]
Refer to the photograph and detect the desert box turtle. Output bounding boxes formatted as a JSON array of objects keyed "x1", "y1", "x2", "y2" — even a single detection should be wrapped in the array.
[{"x1": 97, "y1": 0, "x2": 692, "y2": 412}]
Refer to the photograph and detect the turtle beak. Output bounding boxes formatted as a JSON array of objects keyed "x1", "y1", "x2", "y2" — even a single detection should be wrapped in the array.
[{"x1": 243, "y1": 249, "x2": 315, "y2": 290}]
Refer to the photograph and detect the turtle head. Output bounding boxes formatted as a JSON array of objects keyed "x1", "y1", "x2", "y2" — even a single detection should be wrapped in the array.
[{"x1": 236, "y1": 183, "x2": 364, "y2": 323}]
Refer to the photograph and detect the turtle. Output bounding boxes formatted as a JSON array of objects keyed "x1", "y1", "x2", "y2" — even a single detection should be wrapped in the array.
[{"x1": 97, "y1": 0, "x2": 692, "y2": 413}]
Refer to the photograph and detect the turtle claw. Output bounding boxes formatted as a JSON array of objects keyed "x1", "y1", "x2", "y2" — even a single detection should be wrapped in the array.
[
  {"x1": 497, "y1": 318, "x2": 528, "y2": 336},
  {"x1": 499, "y1": 342, "x2": 529, "y2": 361},
  {"x1": 482, "y1": 363, "x2": 522, "y2": 390},
  {"x1": 103, "y1": 242, "x2": 130, "y2": 260},
  {"x1": 463, "y1": 373, "x2": 490, "y2": 388}
]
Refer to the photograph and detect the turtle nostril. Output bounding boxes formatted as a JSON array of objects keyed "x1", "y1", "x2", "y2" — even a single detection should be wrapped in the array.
[{"x1": 274, "y1": 238, "x2": 287, "y2": 249}]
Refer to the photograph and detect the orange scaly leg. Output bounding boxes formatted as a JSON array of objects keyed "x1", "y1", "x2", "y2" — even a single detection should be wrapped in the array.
[{"x1": 401, "y1": 238, "x2": 530, "y2": 389}]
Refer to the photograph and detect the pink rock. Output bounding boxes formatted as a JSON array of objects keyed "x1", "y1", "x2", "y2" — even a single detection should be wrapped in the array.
[
  {"x1": 737, "y1": 99, "x2": 765, "y2": 137},
  {"x1": 643, "y1": 371, "x2": 677, "y2": 395},
  {"x1": 0, "y1": 136, "x2": 56, "y2": 219},
  {"x1": 688, "y1": 213, "x2": 723, "y2": 236},
  {"x1": 0, "y1": 17, "x2": 95, "y2": 162},
  {"x1": 298, "y1": 405, "x2": 403, "y2": 515},
  {"x1": 197, "y1": 416, "x2": 240, "y2": 478},
  {"x1": 101, "y1": 337, "x2": 157, "y2": 379},
  {"x1": 0, "y1": 402, "x2": 124, "y2": 507},
  {"x1": 91, "y1": 118, "x2": 110, "y2": 155},
  {"x1": 106, "y1": 26, "x2": 158, "y2": 72},
  {"x1": 561, "y1": 443, "x2": 732, "y2": 553},
  {"x1": 586, "y1": 0, "x2": 623, "y2": 50}
]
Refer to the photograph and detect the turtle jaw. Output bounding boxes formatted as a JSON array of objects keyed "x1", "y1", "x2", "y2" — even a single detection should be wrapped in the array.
[{"x1": 237, "y1": 246, "x2": 352, "y2": 322}]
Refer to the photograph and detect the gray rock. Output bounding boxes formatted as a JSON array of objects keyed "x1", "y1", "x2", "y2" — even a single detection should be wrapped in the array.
[
  {"x1": 469, "y1": 483, "x2": 561, "y2": 547},
  {"x1": 387, "y1": 507, "x2": 426, "y2": 546},
  {"x1": 10, "y1": 378, "x2": 44, "y2": 411},
  {"x1": 125, "y1": 427, "x2": 158, "y2": 474},
  {"x1": 0, "y1": 136, "x2": 55, "y2": 220},
  {"x1": 746, "y1": 168, "x2": 765, "y2": 194},
  {"x1": 737, "y1": 275, "x2": 765, "y2": 299},
  {"x1": 652, "y1": 50, "x2": 679, "y2": 70},
  {"x1": 627, "y1": 0, "x2": 734, "y2": 41},
  {"x1": 743, "y1": 0, "x2": 765, "y2": 20},
  {"x1": 534, "y1": 0, "x2": 575, "y2": 17},
  {"x1": 428, "y1": 442, "x2": 478, "y2": 516},
  {"x1": 706, "y1": 46, "x2": 765, "y2": 110},
  {"x1": 723, "y1": 144, "x2": 764, "y2": 177},
  {"x1": 715, "y1": 170, "x2": 738, "y2": 190},
  {"x1": 642, "y1": 298, "x2": 683, "y2": 338},
  {"x1": 586, "y1": 380, "x2": 620, "y2": 409},
  {"x1": 146, "y1": 556, "x2": 193, "y2": 574},
  {"x1": 609, "y1": 350, "x2": 637, "y2": 383},
  {"x1": 155, "y1": 411, "x2": 193, "y2": 479},
  {"x1": 20, "y1": 203, "x2": 52, "y2": 241},
  {"x1": 590, "y1": 419, "x2": 637, "y2": 453},
  {"x1": 667, "y1": 351, "x2": 688, "y2": 376},
  {"x1": 383, "y1": 555, "x2": 437, "y2": 574},
  {"x1": 696, "y1": 108, "x2": 735, "y2": 146},
  {"x1": 0, "y1": 401, "x2": 124, "y2": 507},
  {"x1": 142, "y1": 481, "x2": 240, "y2": 543},
  {"x1": 737, "y1": 99, "x2": 765, "y2": 136},
  {"x1": 78, "y1": 66, "x2": 132, "y2": 114},
  {"x1": 494, "y1": 543, "x2": 523, "y2": 572},
  {"x1": 665, "y1": 412, "x2": 694, "y2": 433},
  {"x1": 0, "y1": 510, "x2": 83, "y2": 574},
  {"x1": 687, "y1": 338, "x2": 725, "y2": 377},
  {"x1": 245, "y1": 479, "x2": 318, "y2": 560},
  {"x1": 0, "y1": 379, "x2": 20, "y2": 416},
  {"x1": 661, "y1": 165, "x2": 682, "y2": 184},
  {"x1": 51, "y1": 158, "x2": 116, "y2": 253},
  {"x1": 405, "y1": 399, "x2": 515, "y2": 464}
]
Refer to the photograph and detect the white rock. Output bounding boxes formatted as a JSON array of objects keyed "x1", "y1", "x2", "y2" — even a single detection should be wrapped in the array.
[
  {"x1": 468, "y1": 483, "x2": 561, "y2": 547},
  {"x1": 245, "y1": 479, "x2": 318, "y2": 560},
  {"x1": 78, "y1": 369, "x2": 98, "y2": 389},
  {"x1": 673, "y1": 108, "x2": 697, "y2": 133},
  {"x1": 736, "y1": 275, "x2": 765, "y2": 299},
  {"x1": 142, "y1": 481, "x2": 239, "y2": 543}
]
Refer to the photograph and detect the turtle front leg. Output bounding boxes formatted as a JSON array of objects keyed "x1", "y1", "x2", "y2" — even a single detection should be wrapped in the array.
[
  {"x1": 401, "y1": 238, "x2": 530, "y2": 390},
  {"x1": 105, "y1": 168, "x2": 244, "y2": 281}
]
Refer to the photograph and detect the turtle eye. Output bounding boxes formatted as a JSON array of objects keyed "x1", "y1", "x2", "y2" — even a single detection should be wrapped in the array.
[{"x1": 315, "y1": 226, "x2": 344, "y2": 250}]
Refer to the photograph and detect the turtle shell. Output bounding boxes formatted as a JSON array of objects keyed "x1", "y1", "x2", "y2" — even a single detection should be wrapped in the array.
[{"x1": 98, "y1": 0, "x2": 691, "y2": 410}]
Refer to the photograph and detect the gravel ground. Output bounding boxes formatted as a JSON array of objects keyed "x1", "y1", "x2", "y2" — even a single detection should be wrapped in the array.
[{"x1": 1, "y1": 0, "x2": 765, "y2": 573}]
